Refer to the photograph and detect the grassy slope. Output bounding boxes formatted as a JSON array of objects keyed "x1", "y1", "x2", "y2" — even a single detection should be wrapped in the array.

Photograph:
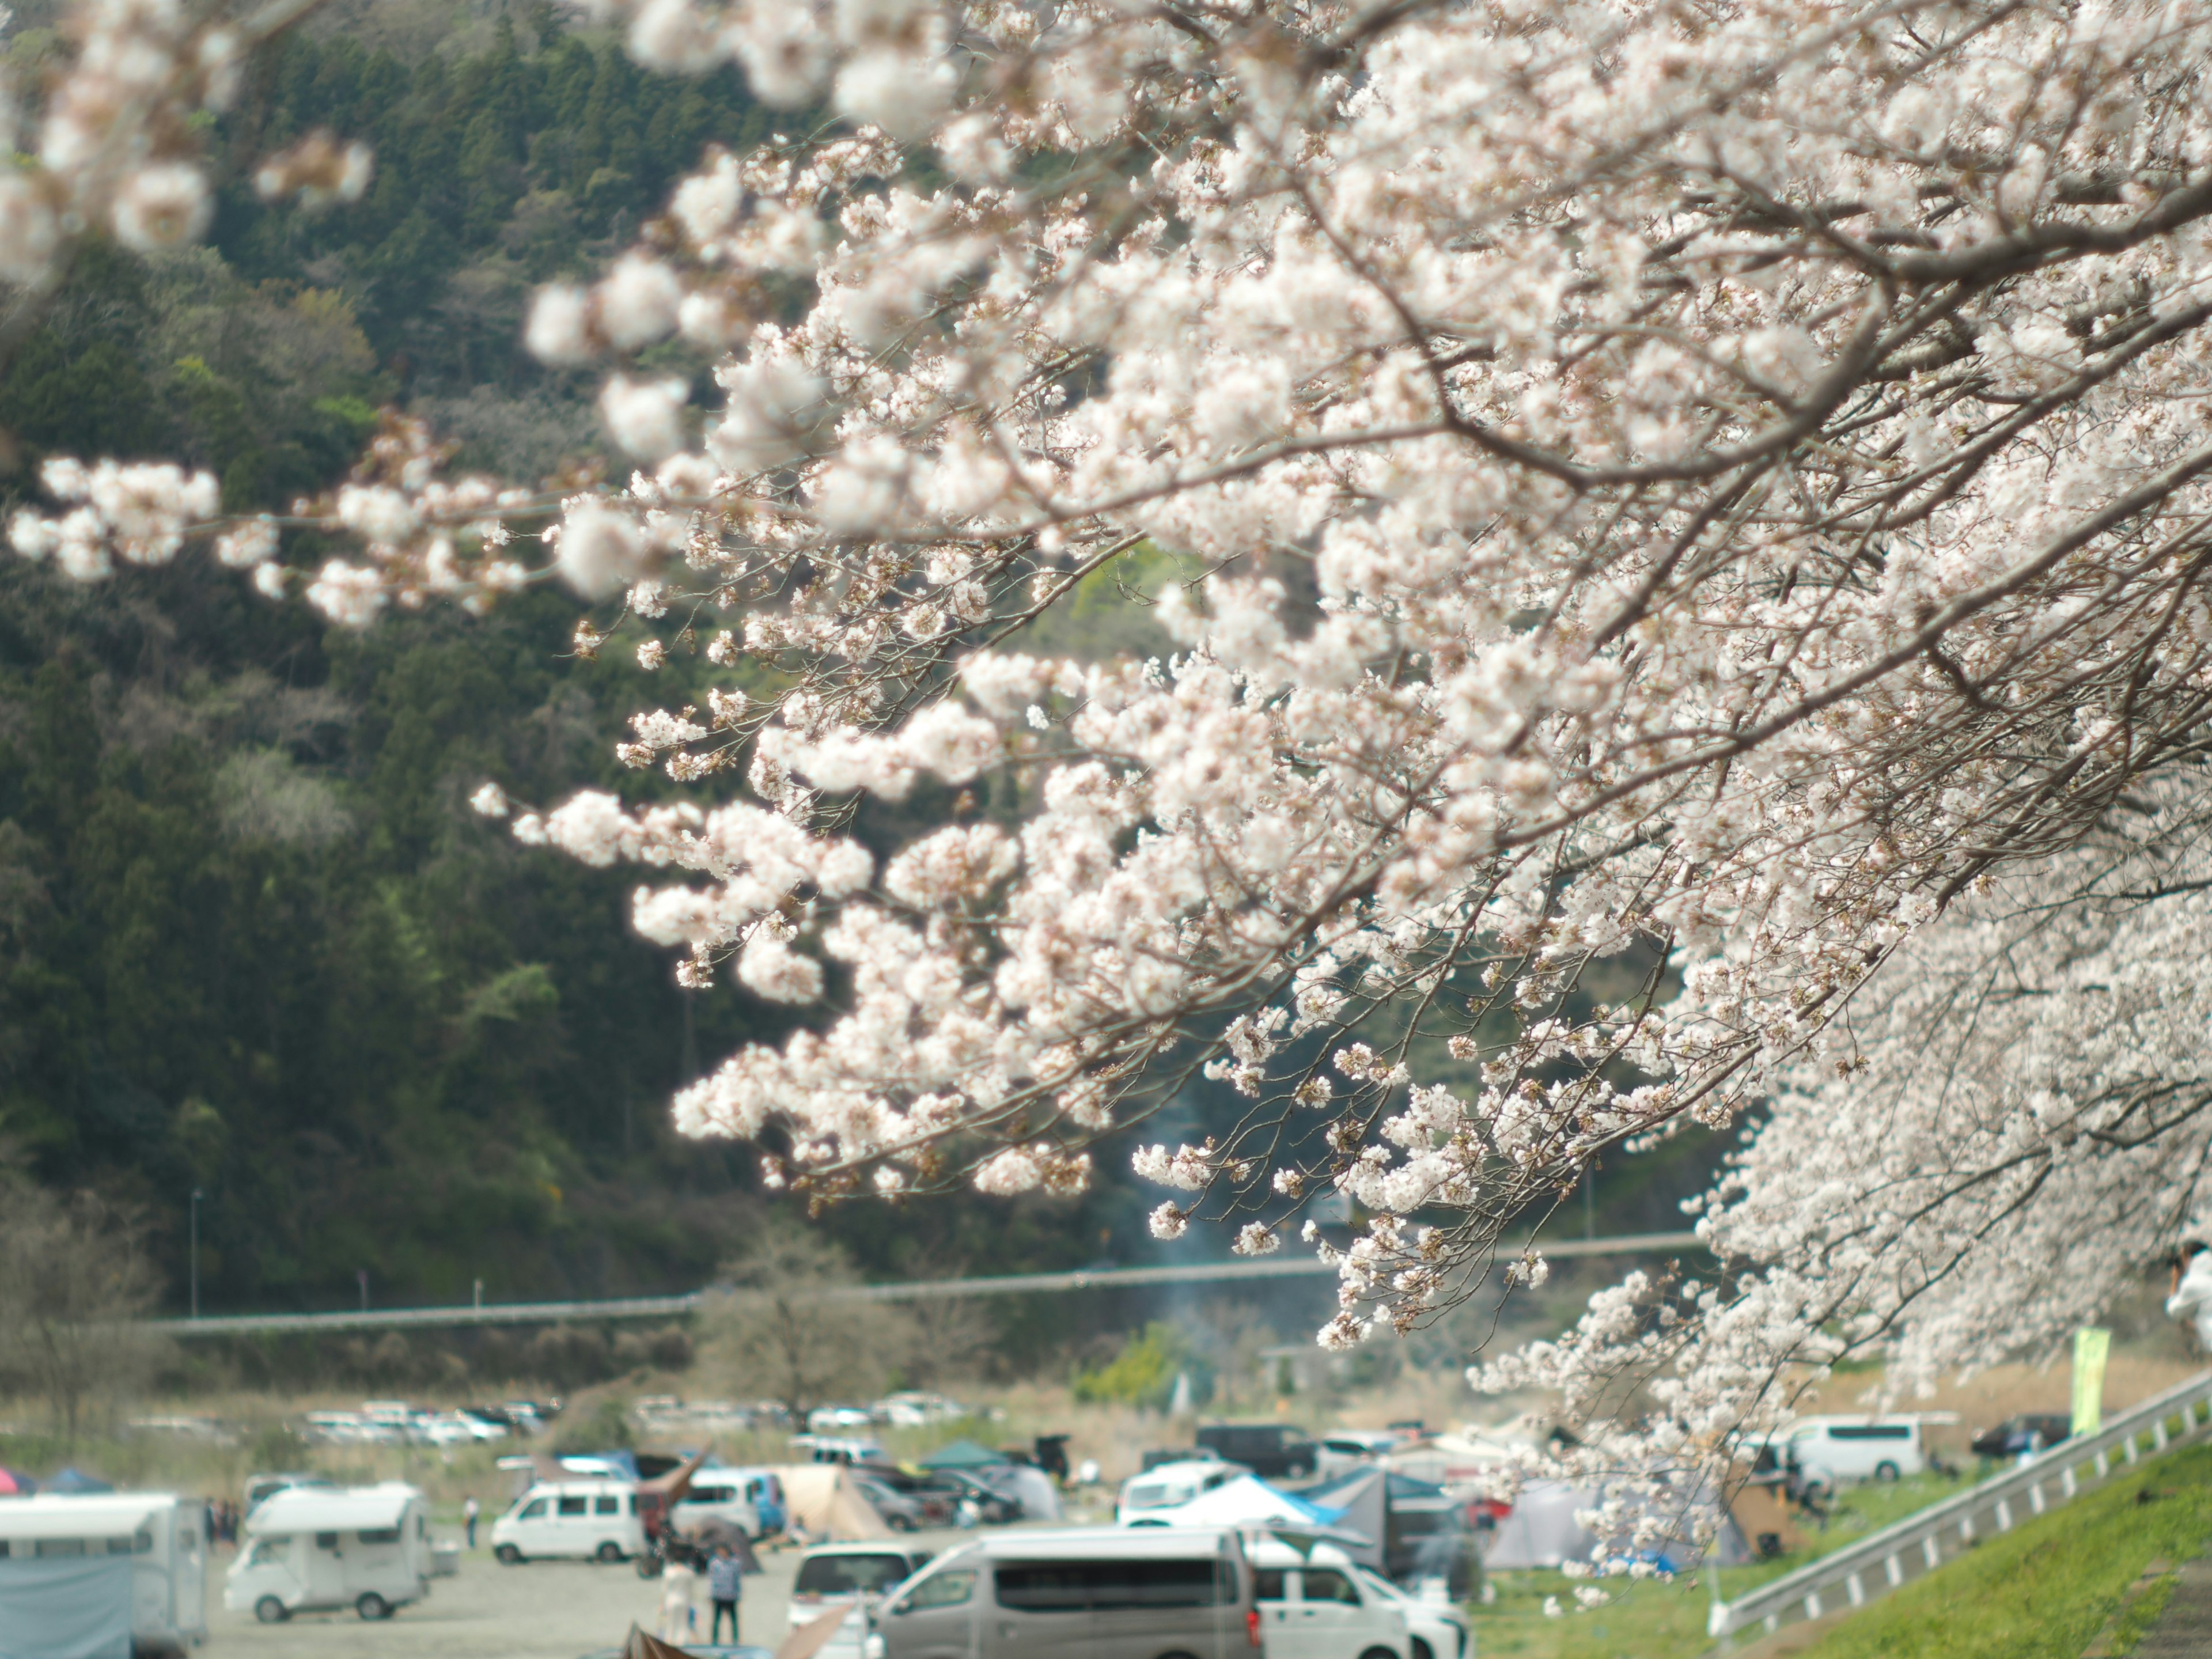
[
  {"x1": 1792, "y1": 1442, "x2": 2212, "y2": 1659},
  {"x1": 1475, "y1": 1476, "x2": 1959, "y2": 1659},
  {"x1": 1472, "y1": 1455, "x2": 2212, "y2": 1659}
]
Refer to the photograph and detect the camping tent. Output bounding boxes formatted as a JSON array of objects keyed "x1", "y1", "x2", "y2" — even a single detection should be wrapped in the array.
[
  {"x1": 771, "y1": 1464, "x2": 891, "y2": 1541},
  {"x1": 1296, "y1": 1468, "x2": 1385, "y2": 1569},
  {"x1": 1127, "y1": 1473, "x2": 1363, "y2": 1543},
  {"x1": 0, "y1": 1468, "x2": 33, "y2": 1497},
  {"x1": 964, "y1": 1463, "x2": 1063, "y2": 1522},
  {"x1": 916, "y1": 1440, "x2": 1006, "y2": 1471},
  {"x1": 1475, "y1": 1481, "x2": 1594, "y2": 1569}
]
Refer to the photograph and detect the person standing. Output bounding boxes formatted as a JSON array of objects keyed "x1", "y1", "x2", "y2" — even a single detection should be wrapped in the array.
[
  {"x1": 2169, "y1": 1238, "x2": 2212, "y2": 1351},
  {"x1": 658, "y1": 1547, "x2": 702, "y2": 1643},
  {"x1": 707, "y1": 1542, "x2": 743, "y2": 1643},
  {"x1": 463, "y1": 1495, "x2": 480, "y2": 1551}
]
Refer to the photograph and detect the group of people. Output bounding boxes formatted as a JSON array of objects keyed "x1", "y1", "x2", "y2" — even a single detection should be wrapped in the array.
[
  {"x1": 658, "y1": 1541, "x2": 745, "y2": 1646},
  {"x1": 203, "y1": 1499, "x2": 243, "y2": 1546}
]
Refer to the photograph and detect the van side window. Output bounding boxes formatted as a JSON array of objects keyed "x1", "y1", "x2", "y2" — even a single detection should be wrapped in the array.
[
  {"x1": 558, "y1": 1497, "x2": 589, "y2": 1517},
  {"x1": 315, "y1": 1532, "x2": 340, "y2": 1551},
  {"x1": 903, "y1": 1569, "x2": 977, "y2": 1610},
  {"x1": 359, "y1": 1528, "x2": 401, "y2": 1544},
  {"x1": 997, "y1": 1559, "x2": 1226, "y2": 1611},
  {"x1": 1253, "y1": 1570, "x2": 1289, "y2": 1602},
  {"x1": 519, "y1": 1500, "x2": 547, "y2": 1520},
  {"x1": 1828, "y1": 1425, "x2": 1912, "y2": 1441},
  {"x1": 1301, "y1": 1569, "x2": 1361, "y2": 1605},
  {"x1": 596, "y1": 1497, "x2": 621, "y2": 1515}
]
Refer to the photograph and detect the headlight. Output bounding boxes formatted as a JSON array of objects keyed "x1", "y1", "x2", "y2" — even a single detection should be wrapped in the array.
[{"x1": 863, "y1": 1638, "x2": 885, "y2": 1659}]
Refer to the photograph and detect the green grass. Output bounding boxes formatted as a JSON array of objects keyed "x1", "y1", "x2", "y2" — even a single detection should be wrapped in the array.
[
  {"x1": 1474, "y1": 1475, "x2": 1964, "y2": 1659},
  {"x1": 1794, "y1": 1442, "x2": 2212, "y2": 1659}
]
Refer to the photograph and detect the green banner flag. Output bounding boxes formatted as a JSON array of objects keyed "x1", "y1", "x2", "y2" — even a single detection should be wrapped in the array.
[{"x1": 2073, "y1": 1327, "x2": 2112, "y2": 1438}]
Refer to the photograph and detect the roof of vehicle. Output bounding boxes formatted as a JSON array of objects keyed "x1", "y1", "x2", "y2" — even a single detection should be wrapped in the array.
[
  {"x1": 245, "y1": 1483, "x2": 420, "y2": 1534},
  {"x1": 965, "y1": 1525, "x2": 1244, "y2": 1560},
  {"x1": 513, "y1": 1476, "x2": 637, "y2": 1493},
  {"x1": 1125, "y1": 1459, "x2": 1248, "y2": 1484},
  {"x1": 799, "y1": 1540, "x2": 933, "y2": 1559},
  {"x1": 0, "y1": 1493, "x2": 181, "y2": 1539}
]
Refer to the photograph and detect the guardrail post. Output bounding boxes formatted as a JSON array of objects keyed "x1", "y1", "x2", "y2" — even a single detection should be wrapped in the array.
[{"x1": 1884, "y1": 1555, "x2": 1902, "y2": 1588}]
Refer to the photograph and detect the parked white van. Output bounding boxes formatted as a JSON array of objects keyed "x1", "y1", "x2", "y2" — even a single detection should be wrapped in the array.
[
  {"x1": 1247, "y1": 1539, "x2": 1423, "y2": 1659},
  {"x1": 1785, "y1": 1416, "x2": 1927, "y2": 1483},
  {"x1": 868, "y1": 1525, "x2": 1257, "y2": 1659},
  {"x1": 225, "y1": 1482, "x2": 433, "y2": 1623},
  {"x1": 669, "y1": 1467, "x2": 764, "y2": 1539},
  {"x1": 0, "y1": 1491, "x2": 208, "y2": 1658},
  {"x1": 491, "y1": 1478, "x2": 646, "y2": 1563}
]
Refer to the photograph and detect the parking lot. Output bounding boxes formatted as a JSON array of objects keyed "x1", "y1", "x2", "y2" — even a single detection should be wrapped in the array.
[{"x1": 200, "y1": 1532, "x2": 965, "y2": 1659}]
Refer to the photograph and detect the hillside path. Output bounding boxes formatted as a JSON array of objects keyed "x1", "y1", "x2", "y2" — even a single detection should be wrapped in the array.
[{"x1": 2125, "y1": 1555, "x2": 2212, "y2": 1658}]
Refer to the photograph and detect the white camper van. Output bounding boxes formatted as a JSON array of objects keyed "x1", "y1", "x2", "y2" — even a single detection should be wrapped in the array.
[
  {"x1": 0, "y1": 1491, "x2": 208, "y2": 1658},
  {"x1": 225, "y1": 1482, "x2": 434, "y2": 1622}
]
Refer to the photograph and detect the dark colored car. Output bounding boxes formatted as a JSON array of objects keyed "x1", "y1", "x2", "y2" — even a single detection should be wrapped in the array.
[
  {"x1": 1971, "y1": 1414, "x2": 2071, "y2": 1459},
  {"x1": 1194, "y1": 1423, "x2": 1320, "y2": 1479}
]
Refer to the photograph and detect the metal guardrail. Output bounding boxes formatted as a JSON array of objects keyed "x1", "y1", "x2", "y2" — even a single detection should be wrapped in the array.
[
  {"x1": 1710, "y1": 1365, "x2": 2212, "y2": 1644},
  {"x1": 149, "y1": 1230, "x2": 1703, "y2": 1337}
]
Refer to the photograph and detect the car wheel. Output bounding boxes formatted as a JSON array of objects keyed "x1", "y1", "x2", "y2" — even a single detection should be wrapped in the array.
[
  {"x1": 1359, "y1": 1647, "x2": 1399, "y2": 1659},
  {"x1": 253, "y1": 1596, "x2": 289, "y2": 1625},
  {"x1": 1285, "y1": 1460, "x2": 1312, "y2": 1479},
  {"x1": 1412, "y1": 1639, "x2": 1435, "y2": 1659},
  {"x1": 1874, "y1": 1461, "x2": 1901, "y2": 1482},
  {"x1": 597, "y1": 1541, "x2": 626, "y2": 1563},
  {"x1": 356, "y1": 1592, "x2": 392, "y2": 1621},
  {"x1": 495, "y1": 1544, "x2": 523, "y2": 1565},
  {"x1": 888, "y1": 1513, "x2": 916, "y2": 1532}
]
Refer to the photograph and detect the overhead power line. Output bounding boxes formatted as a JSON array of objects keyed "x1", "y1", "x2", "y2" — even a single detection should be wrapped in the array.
[{"x1": 150, "y1": 1230, "x2": 1704, "y2": 1338}]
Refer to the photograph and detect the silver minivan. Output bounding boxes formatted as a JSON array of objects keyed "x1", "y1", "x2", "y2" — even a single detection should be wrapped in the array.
[{"x1": 870, "y1": 1526, "x2": 1257, "y2": 1659}]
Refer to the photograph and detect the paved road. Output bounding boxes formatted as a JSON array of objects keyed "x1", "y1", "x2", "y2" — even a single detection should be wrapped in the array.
[
  {"x1": 199, "y1": 1531, "x2": 971, "y2": 1658},
  {"x1": 2131, "y1": 1556, "x2": 2212, "y2": 1659}
]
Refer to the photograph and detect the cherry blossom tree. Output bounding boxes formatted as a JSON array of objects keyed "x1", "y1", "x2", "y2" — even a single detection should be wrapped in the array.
[{"x1": 13, "y1": 0, "x2": 2212, "y2": 1461}]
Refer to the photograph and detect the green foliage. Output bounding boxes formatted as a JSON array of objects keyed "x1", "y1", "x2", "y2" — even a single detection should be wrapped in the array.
[
  {"x1": 1798, "y1": 1445, "x2": 2212, "y2": 1659},
  {"x1": 1072, "y1": 1321, "x2": 1213, "y2": 1409},
  {"x1": 554, "y1": 1392, "x2": 637, "y2": 1453}
]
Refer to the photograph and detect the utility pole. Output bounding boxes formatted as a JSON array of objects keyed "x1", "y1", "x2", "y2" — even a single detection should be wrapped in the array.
[{"x1": 190, "y1": 1188, "x2": 203, "y2": 1319}]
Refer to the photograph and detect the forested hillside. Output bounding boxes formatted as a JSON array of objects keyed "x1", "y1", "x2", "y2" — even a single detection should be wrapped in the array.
[
  {"x1": 0, "y1": 3, "x2": 1722, "y2": 1344},
  {"x1": 0, "y1": 7, "x2": 1157, "y2": 1324}
]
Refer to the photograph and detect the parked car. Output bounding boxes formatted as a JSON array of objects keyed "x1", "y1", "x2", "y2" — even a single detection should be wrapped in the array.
[
  {"x1": 1783, "y1": 1416, "x2": 1929, "y2": 1483},
  {"x1": 226, "y1": 1483, "x2": 433, "y2": 1624},
  {"x1": 866, "y1": 1525, "x2": 1256, "y2": 1659},
  {"x1": 491, "y1": 1479, "x2": 646, "y2": 1563},
  {"x1": 1116, "y1": 1459, "x2": 1249, "y2": 1524},
  {"x1": 789, "y1": 1542, "x2": 934, "y2": 1646},
  {"x1": 1249, "y1": 1537, "x2": 1415, "y2": 1659},
  {"x1": 1195, "y1": 1423, "x2": 1321, "y2": 1479},
  {"x1": 809, "y1": 1404, "x2": 879, "y2": 1433},
  {"x1": 1971, "y1": 1413, "x2": 2073, "y2": 1459},
  {"x1": 1315, "y1": 1431, "x2": 1403, "y2": 1479},
  {"x1": 927, "y1": 1469, "x2": 1020, "y2": 1526},
  {"x1": 851, "y1": 1474, "x2": 928, "y2": 1532}
]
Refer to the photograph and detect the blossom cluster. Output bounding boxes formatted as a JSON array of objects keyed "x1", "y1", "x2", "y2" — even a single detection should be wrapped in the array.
[{"x1": 14, "y1": 0, "x2": 2212, "y2": 1456}]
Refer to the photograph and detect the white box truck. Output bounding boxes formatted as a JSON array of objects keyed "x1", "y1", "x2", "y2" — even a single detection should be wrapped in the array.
[
  {"x1": 224, "y1": 1482, "x2": 433, "y2": 1623},
  {"x1": 0, "y1": 1491, "x2": 208, "y2": 1659}
]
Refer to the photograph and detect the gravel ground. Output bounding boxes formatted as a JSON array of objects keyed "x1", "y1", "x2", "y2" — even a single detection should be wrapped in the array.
[{"x1": 199, "y1": 1530, "x2": 961, "y2": 1659}]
